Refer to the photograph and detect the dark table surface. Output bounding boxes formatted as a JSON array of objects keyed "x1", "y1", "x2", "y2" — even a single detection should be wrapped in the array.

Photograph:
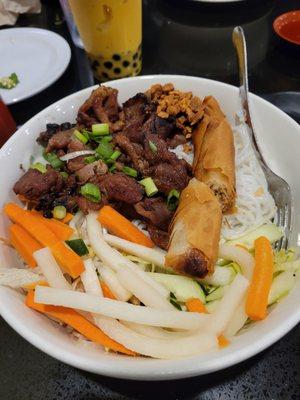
[{"x1": 1, "y1": 0, "x2": 300, "y2": 399}]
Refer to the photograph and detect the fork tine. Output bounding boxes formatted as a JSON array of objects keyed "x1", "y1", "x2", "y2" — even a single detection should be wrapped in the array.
[
  {"x1": 282, "y1": 203, "x2": 292, "y2": 250},
  {"x1": 274, "y1": 206, "x2": 284, "y2": 251}
]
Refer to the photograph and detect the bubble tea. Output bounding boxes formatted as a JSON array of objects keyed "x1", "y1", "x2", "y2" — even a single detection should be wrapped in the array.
[{"x1": 68, "y1": 0, "x2": 142, "y2": 81}]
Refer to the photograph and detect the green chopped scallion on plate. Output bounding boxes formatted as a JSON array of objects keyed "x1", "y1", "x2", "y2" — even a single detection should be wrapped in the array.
[
  {"x1": 96, "y1": 141, "x2": 114, "y2": 160},
  {"x1": 139, "y1": 177, "x2": 158, "y2": 197},
  {"x1": 91, "y1": 123, "x2": 109, "y2": 136},
  {"x1": 80, "y1": 183, "x2": 101, "y2": 202},
  {"x1": 74, "y1": 129, "x2": 89, "y2": 144},
  {"x1": 110, "y1": 150, "x2": 121, "y2": 161},
  {"x1": 0, "y1": 72, "x2": 19, "y2": 89},
  {"x1": 167, "y1": 189, "x2": 180, "y2": 211},
  {"x1": 43, "y1": 151, "x2": 64, "y2": 170},
  {"x1": 122, "y1": 166, "x2": 138, "y2": 178},
  {"x1": 85, "y1": 155, "x2": 97, "y2": 164},
  {"x1": 149, "y1": 140, "x2": 157, "y2": 153},
  {"x1": 52, "y1": 205, "x2": 67, "y2": 220},
  {"x1": 30, "y1": 162, "x2": 47, "y2": 174}
]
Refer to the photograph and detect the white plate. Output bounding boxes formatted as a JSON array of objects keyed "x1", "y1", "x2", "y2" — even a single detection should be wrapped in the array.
[
  {"x1": 0, "y1": 75, "x2": 299, "y2": 380},
  {"x1": 0, "y1": 28, "x2": 71, "y2": 105}
]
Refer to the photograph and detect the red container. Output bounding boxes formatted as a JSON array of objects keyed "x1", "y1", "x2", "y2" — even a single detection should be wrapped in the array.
[
  {"x1": 273, "y1": 10, "x2": 300, "y2": 46},
  {"x1": 0, "y1": 97, "x2": 17, "y2": 147}
]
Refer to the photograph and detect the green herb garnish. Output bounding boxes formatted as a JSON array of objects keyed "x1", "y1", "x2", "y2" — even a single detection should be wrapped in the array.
[
  {"x1": 167, "y1": 189, "x2": 180, "y2": 211},
  {"x1": 122, "y1": 166, "x2": 138, "y2": 178},
  {"x1": 139, "y1": 177, "x2": 158, "y2": 197},
  {"x1": 43, "y1": 152, "x2": 64, "y2": 170},
  {"x1": 30, "y1": 162, "x2": 47, "y2": 174},
  {"x1": 149, "y1": 140, "x2": 157, "y2": 154},
  {"x1": 80, "y1": 183, "x2": 101, "y2": 202},
  {"x1": 0, "y1": 72, "x2": 19, "y2": 89}
]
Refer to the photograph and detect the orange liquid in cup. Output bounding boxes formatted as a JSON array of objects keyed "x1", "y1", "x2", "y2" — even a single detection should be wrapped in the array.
[{"x1": 68, "y1": 0, "x2": 142, "y2": 81}]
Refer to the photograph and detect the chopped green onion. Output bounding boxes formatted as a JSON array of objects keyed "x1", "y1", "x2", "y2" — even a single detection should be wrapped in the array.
[
  {"x1": 109, "y1": 164, "x2": 116, "y2": 173},
  {"x1": 85, "y1": 155, "x2": 97, "y2": 164},
  {"x1": 60, "y1": 171, "x2": 69, "y2": 179},
  {"x1": 101, "y1": 135, "x2": 113, "y2": 142},
  {"x1": 81, "y1": 129, "x2": 90, "y2": 139},
  {"x1": 92, "y1": 134, "x2": 113, "y2": 144},
  {"x1": 0, "y1": 73, "x2": 19, "y2": 89},
  {"x1": 139, "y1": 177, "x2": 158, "y2": 197},
  {"x1": 149, "y1": 140, "x2": 157, "y2": 154},
  {"x1": 167, "y1": 189, "x2": 180, "y2": 211},
  {"x1": 74, "y1": 129, "x2": 89, "y2": 144},
  {"x1": 110, "y1": 150, "x2": 121, "y2": 161},
  {"x1": 30, "y1": 162, "x2": 47, "y2": 174},
  {"x1": 65, "y1": 239, "x2": 89, "y2": 256},
  {"x1": 96, "y1": 141, "x2": 114, "y2": 160},
  {"x1": 43, "y1": 152, "x2": 64, "y2": 170},
  {"x1": 80, "y1": 183, "x2": 101, "y2": 202},
  {"x1": 169, "y1": 292, "x2": 182, "y2": 311},
  {"x1": 122, "y1": 166, "x2": 138, "y2": 178},
  {"x1": 10, "y1": 73, "x2": 19, "y2": 85},
  {"x1": 92, "y1": 123, "x2": 109, "y2": 136},
  {"x1": 52, "y1": 205, "x2": 67, "y2": 220}
]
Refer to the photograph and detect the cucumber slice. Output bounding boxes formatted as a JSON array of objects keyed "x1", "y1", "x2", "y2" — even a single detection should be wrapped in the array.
[
  {"x1": 147, "y1": 272, "x2": 206, "y2": 303},
  {"x1": 227, "y1": 224, "x2": 284, "y2": 250},
  {"x1": 268, "y1": 271, "x2": 296, "y2": 305},
  {"x1": 206, "y1": 286, "x2": 228, "y2": 302},
  {"x1": 274, "y1": 259, "x2": 300, "y2": 274},
  {"x1": 205, "y1": 300, "x2": 220, "y2": 313},
  {"x1": 198, "y1": 266, "x2": 235, "y2": 286}
]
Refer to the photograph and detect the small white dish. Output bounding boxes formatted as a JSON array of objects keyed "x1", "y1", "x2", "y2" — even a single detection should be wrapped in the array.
[
  {"x1": 0, "y1": 28, "x2": 71, "y2": 105},
  {"x1": 0, "y1": 75, "x2": 299, "y2": 380}
]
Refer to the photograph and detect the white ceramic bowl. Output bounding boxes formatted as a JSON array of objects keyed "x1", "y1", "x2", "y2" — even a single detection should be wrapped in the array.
[{"x1": 0, "y1": 75, "x2": 299, "y2": 380}]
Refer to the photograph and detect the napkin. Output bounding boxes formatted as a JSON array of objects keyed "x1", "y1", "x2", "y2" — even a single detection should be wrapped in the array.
[{"x1": 0, "y1": 0, "x2": 41, "y2": 26}]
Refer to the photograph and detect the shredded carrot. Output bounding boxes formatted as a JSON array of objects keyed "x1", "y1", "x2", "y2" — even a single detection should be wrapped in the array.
[
  {"x1": 24, "y1": 280, "x2": 48, "y2": 290},
  {"x1": 186, "y1": 298, "x2": 230, "y2": 348},
  {"x1": 31, "y1": 210, "x2": 74, "y2": 241},
  {"x1": 98, "y1": 205, "x2": 154, "y2": 248},
  {"x1": 218, "y1": 335, "x2": 230, "y2": 348},
  {"x1": 62, "y1": 213, "x2": 74, "y2": 224},
  {"x1": 101, "y1": 282, "x2": 116, "y2": 300},
  {"x1": 50, "y1": 241, "x2": 84, "y2": 279},
  {"x1": 246, "y1": 236, "x2": 273, "y2": 320},
  {"x1": 186, "y1": 298, "x2": 208, "y2": 313},
  {"x1": 4, "y1": 203, "x2": 59, "y2": 247},
  {"x1": 9, "y1": 224, "x2": 42, "y2": 268},
  {"x1": 25, "y1": 291, "x2": 135, "y2": 356}
]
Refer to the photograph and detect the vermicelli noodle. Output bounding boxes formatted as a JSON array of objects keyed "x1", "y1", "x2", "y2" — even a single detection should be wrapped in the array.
[{"x1": 221, "y1": 123, "x2": 276, "y2": 239}]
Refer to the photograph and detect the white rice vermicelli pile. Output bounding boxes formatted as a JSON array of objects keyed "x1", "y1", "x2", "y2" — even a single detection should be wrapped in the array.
[
  {"x1": 222, "y1": 123, "x2": 276, "y2": 239},
  {"x1": 172, "y1": 122, "x2": 276, "y2": 240}
]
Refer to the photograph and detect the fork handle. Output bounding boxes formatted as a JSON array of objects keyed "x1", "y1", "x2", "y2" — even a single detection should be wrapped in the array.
[{"x1": 232, "y1": 26, "x2": 268, "y2": 168}]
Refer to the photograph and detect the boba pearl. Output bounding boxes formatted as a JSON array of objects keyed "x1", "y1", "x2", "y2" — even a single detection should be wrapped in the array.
[
  {"x1": 104, "y1": 61, "x2": 113, "y2": 69},
  {"x1": 89, "y1": 43, "x2": 142, "y2": 82}
]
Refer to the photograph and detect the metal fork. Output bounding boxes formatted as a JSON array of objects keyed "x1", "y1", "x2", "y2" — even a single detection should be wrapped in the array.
[{"x1": 232, "y1": 26, "x2": 293, "y2": 250}]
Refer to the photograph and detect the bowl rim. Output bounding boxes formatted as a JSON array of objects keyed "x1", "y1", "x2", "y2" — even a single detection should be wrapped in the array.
[
  {"x1": 1, "y1": 74, "x2": 300, "y2": 380},
  {"x1": 273, "y1": 10, "x2": 300, "y2": 45}
]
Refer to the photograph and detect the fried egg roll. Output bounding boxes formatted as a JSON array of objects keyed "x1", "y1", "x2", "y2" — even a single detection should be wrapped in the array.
[
  {"x1": 192, "y1": 96, "x2": 236, "y2": 213},
  {"x1": 165, "y1": 178, "x2": 222, "y2": 278}
]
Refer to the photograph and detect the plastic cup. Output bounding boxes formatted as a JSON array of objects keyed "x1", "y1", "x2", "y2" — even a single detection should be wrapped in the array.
[{"x1": 68, "y1": 0, "x2": 142, "y2": 81}]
